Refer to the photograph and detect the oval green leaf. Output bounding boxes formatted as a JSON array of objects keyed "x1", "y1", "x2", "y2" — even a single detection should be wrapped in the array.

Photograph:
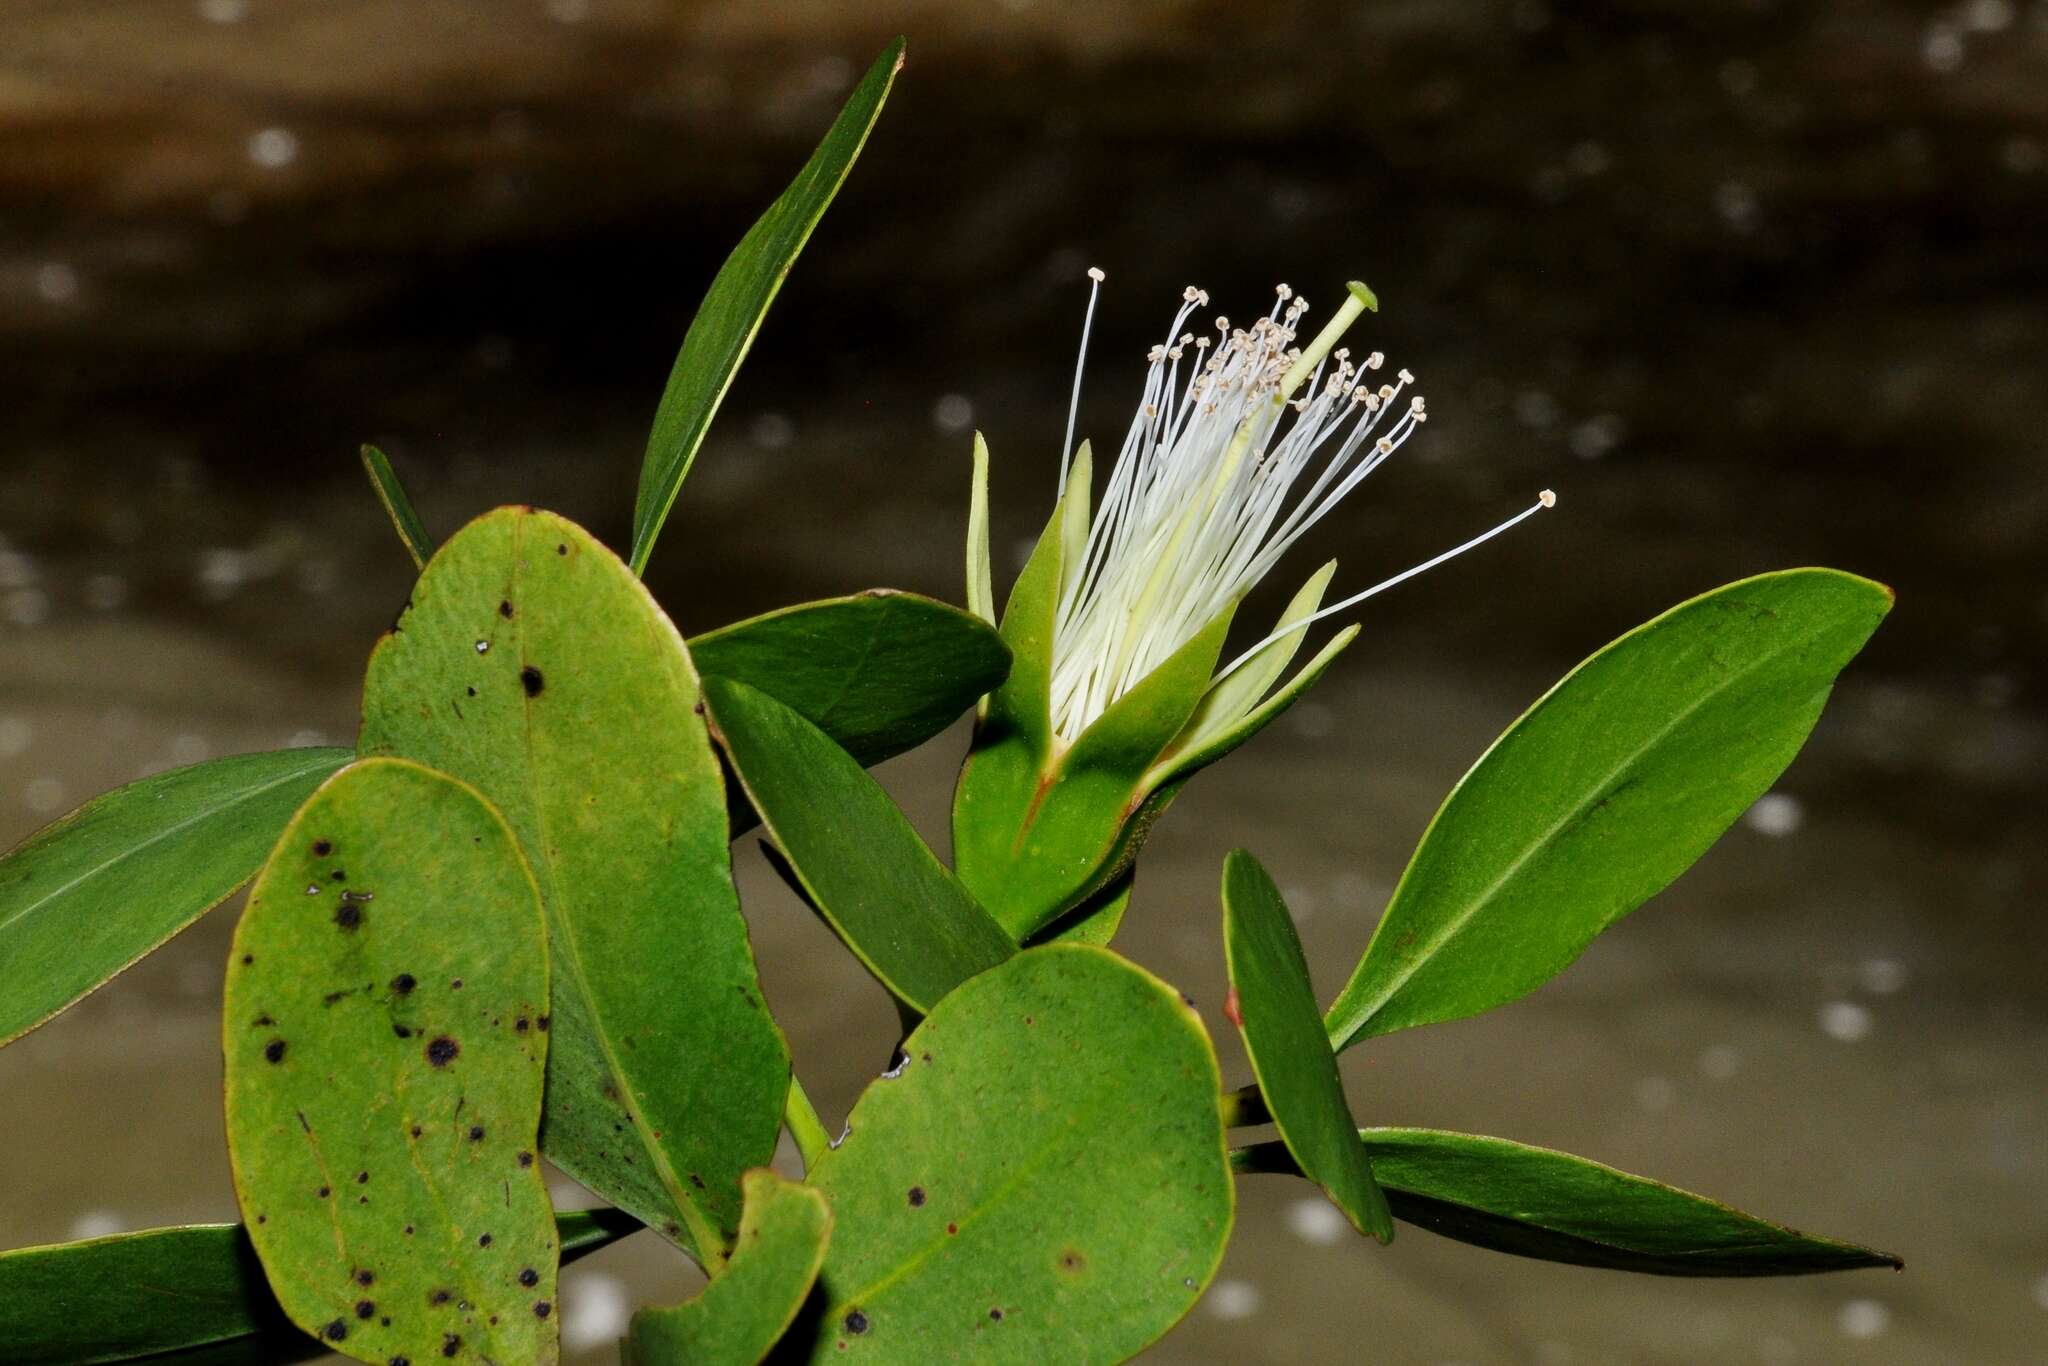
[
  {"x1": 689, "y1": 590, "x2": 1010, "y2": 769},
  {"x1": 1326, "y1": 569, "x2": 1893, "y2": 1051},
  {"x1": 701, "y1": 674, "x2": 1014, "y2": 1015},
  {"x1": 796, "y1": 945, "x2": 1233, "y2": 1362},
  {"x1": 629, "y1": 38, "x2": 904, "y2": 574},
  {"x1": 625, "y1": 1170, "x2": 832, "y2": 1366},
  {"x1": 1233, "y1": 1127, "x2": 1902, "y2": 1276},
  {"x1": 1221, "y1": 851, "x2": 1391, "y2": 1242},
  {"x1": 223, "y1": 757, "x2": 557, "y2": 1366},
  {"x1": 359, "y1": 506, "x2": 791, "y2": 1262},
  {"x1": 0, "y1": 1210, "x2": 638, "y2": 1366},
  {"x1": 0, "y1": 746, "x2": 352, "y2": 1048}
]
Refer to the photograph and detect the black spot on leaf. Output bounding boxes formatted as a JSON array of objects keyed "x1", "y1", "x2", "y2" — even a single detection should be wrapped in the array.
[
  {"x1": 533, "y1": 1301, "x2": 551, "y2": 1318},
  {"x1": 425, "y1": 1036, "x2": 459, "y2": 1067},
  {"x1": 908, "y1": 1186, "x2": 926, "y2": 1207},
  {"x1": 844, "y1": 1309, "x2": 870, "y2": 1335},
  {"x1": 468, "y1": 1125, "x2": 485, "y2": 1142},
  {"x1": 355, "y1": 1300, "x2": 375, "y2": 1319},
  {"x1": 519, "y1": 1267, "x2": 539, "y2": 1287},
  {"x1": 516, "y1": 1150, "x2": 533, "y2": 1167},
  {"x1": 498, "y1": 600, "x2": 514, "y2": 619},
  {"x1": 391, "y1": 973, "x2": 416, "y2": 994},
  {"x1": 312, "y1": 841, "x2": 333, "y2": 857},
  {"x1": 322, "y1": 1319, "x2": 347, "y2": 1341},
  {"x1": 519, "y1": 666, "x2": 544, "y2": 697},
  {"x1": 441, "y1": 1333, "x2": 461, "y2": 1357},
  {"x1": 264, "y1": 1039, "x2": 287, "y2": 1064},
  {"x1": 477, "y1": 1232, "x2": 492, "y2": 1247},
  {"x1": 334, "y1": 903, "x2": 362, "y2": 930}
]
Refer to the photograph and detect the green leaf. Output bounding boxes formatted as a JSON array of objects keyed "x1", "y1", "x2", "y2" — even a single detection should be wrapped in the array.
[
  {"x1": 1221, "y1": 852, "x2": 1391, "y2": 1242},
  {"x1": 1326, "y1": 569, "x2": 1892, "y2": 1051},
  {"x1": 358, "y1": 444, "x2": 435, "y2": 570},
  {"x1": 223, "y1": 757, "x2": 557, "y2": 1366},
  {"x1": 0, "y1": 747, "x2": 352, "y2": 1048},
  {"x1": 624, "y1": 1171, "x2": 832, "y2": 1366},
  {"x1": 359, "y1": 506, "x2": 790, "y2": 1262},
  {"x1": 702, "y1": 674, "x2": 1015, "y2": 1015},
  {"x1": 628, "y1": 39, "x2": 904, "y2": 574},
  {"x1": 0, "y1": 1210, "x2": 638, "y2": 1366},
  {"x1": 689, "y1": 591, "x2": 1009, "y2": 769},
  {"x1": 966, "y1": 433, "x2": 994, "y2": 627},
  {"x1": 1233, "y1": 1128, "x2": 1902, "y2": 1276},
  {"x1": 795, "y1": 945, "x2": 1233, "y2": 1362}
]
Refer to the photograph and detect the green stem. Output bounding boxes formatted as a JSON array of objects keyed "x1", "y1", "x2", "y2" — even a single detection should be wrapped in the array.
[
  {"x1": 784, "y1": 1074, "x2": 832, "y2": 1172},
  {"x1": 1220, "y1": 1082, "x2": 1272, "y2": 1128}
]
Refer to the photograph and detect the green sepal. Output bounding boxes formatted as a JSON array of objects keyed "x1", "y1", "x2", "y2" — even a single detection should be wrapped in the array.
[
  {"x1": 960, "y1": 601, "x2": 1234, "y2": 942},
  {"x1": 965, "y1": 433, "x2": 994, "y2": 628},
  {"x1": 1169, "y1": 560, "x2": 1335, "y2": 760},
  {"x1": 1150, "y1": 624, "x2": 1359, "y2": 791},
  {"x1": 950, "y1": 459, "x2": 1080, "y2": 924},
  {"x1": 1042, "y1": 867, "x2": 1133, "y2": 946}
]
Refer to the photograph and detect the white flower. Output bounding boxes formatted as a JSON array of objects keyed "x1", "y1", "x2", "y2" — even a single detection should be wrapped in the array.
[{"x1": 1048, "y1": 270, "x2": 1553, "y2": 744}]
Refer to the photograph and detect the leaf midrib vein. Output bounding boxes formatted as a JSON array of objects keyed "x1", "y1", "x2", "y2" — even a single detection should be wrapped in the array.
[{"x1": 1348, "y1": 621, "x2": 1816, "y2": 1030}]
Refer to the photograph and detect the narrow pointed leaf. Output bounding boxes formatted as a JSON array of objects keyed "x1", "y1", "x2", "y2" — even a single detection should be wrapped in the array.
[
  {"x1": 224, "y1": 757, "x2": 557, "y2": 1366},
  {"x1": 1172, "y1": 560, "x2": 1336, "y2": 758},
  {"x1": 1222, "y1": 851, "x2": 1391, "y2": 1241},
  {"x1": 629, "y1": 39, "x2": 904, "y2": 573},
  {"x1": 689, "y1": 591, "x2": 1009, "y2": 768},
  {"x1": 360, "y1": 507, "x2": 790, "y2": 1260},
  {"x1": 0, "y1": 747, "x2": 352, "y2": 1048},
  {"x1": 358, "y1": 444, "x2": 434, "y2": 570},
  {"x1": 0, "y1": 1210, "x2": 638, "y2": 1366},
  {"x1": 798, "y1": 946, "x2": 1232, "y2": 1362},
  {"x1": 966, "y1": 433, "x2": 995, "y2": 626},
  {"x1": 1233, "y1": 1127, "x2": 1901, "y2": 1276},
  {"x1": 625, "y1": 1171, "x2": 832, "y2": 1366},
  {"x1": 1327, "y1": 570, "x2": 1892, "y2": 1051},
  {"x1": 702, "y1": 674, "x2": 1015, "y2": 1015}
]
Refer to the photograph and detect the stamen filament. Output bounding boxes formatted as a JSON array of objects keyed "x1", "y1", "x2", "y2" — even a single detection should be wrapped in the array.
[
  {"x1": 1059, "y1": 267, "x2": 1107, "y2": 497},
  {"x1": 1210, "y1": 492, "x2": 1558, "y2": 686}
]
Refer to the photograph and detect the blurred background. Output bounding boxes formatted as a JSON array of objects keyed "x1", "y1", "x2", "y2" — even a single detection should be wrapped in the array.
[{"x1": 2, "y1": 1, "x2": 2044, "y2": 1361}]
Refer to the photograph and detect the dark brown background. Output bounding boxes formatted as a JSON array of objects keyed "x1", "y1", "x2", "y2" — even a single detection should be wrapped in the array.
[{"x1": 3, "y1": 2, "x2": 2043, "y2": 1361}]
